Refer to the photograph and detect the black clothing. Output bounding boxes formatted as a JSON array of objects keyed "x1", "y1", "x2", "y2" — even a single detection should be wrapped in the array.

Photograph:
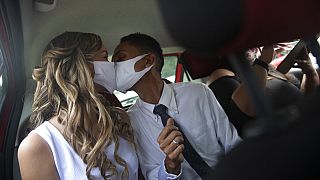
[
  {"x1": 266, "y1": 77, "x2": 303, "y2": 110},
  {"x1": 208, "y1": 76, "x2": 240, "y2": 110},
  {"x1": 209, "y1": 76, "x2": 254, "y2": 136},
  {"x1": 209, "y1": 75, "x2": 303, "y2": 137}
]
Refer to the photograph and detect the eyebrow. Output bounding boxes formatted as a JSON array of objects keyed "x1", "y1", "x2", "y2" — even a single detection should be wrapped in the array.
[{"x1": 113, "y1": 50, "x2": 126, "y2": 58}]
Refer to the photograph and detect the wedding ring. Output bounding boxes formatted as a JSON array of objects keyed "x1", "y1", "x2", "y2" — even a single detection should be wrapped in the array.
[{"x1": 173, "y1": 139, "x2": 179, "y2": 144}]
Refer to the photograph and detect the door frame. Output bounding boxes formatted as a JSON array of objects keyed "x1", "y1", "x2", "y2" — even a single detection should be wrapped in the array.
[{"x1": 0, "y1": 0, "x2": 25, "y2": 179}]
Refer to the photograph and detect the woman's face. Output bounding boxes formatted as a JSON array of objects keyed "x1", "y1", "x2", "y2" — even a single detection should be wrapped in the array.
[
  {"x1": 87, "y1": 45, "x2": 108, "y2": 74},
  {"x1": 88, "y1": 45, "x2": 111, "y2": 92},
  {"x1": 92, "y1": 45, "x2": 108, "y2": 61}
]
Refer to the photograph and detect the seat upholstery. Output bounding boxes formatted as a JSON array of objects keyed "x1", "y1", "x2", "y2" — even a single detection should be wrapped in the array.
[
  {"x1": 180, "y1": 50, "x2": 223, "y2": 79},
  {"x1": 159, "y1": 0, "x2": 320, "y2": 54}
]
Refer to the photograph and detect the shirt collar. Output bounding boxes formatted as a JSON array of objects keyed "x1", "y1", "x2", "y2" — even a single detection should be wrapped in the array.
[
  {"x1": 137, "y1": 81, "x2": 179, "y2": 116},
  {"x1": 158, "y1": 82, "x2": 178, "y2": 114}
]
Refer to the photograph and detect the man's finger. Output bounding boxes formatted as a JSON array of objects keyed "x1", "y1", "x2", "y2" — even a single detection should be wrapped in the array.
[
  {"x1": 160, "y1": 131, "x2": 182, "y2": 149},
  {"x1": 162, "y1": 136, "x2": 184, "y2": 154},
  {"x1": 168, "y1": 144, "x2": 185, "y2": 161},
  {"x1": 157, "y1": 125, "x2": 178, "y2": 144},
  {"x1": 166, "y1": 118, "x2": 175, "y2": 126},
  {"x1": 177, "y1": 153, "x2": 184, "y2": 163}
]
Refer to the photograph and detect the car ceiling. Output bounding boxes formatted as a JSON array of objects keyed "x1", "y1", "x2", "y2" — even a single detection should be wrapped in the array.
[{"x1": 20, "y1": 0, "x2": 180, "y2": 78}]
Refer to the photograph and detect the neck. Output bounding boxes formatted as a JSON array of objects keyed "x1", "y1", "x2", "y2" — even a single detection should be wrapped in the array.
[
  {"x1": 132, "y1": 71, "x2": 164, "y2": 104},
  {"x1": 50, "y1": 108, "x2": 100, "y2": 140},
  {"x1": 95, "y1": 83, "x2": 110, "y2": 94}
]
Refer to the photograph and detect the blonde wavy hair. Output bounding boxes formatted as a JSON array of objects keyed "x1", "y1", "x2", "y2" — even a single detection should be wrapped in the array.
[{"x1": 30, "y1": 32, "x2": 134, "y2": 179}]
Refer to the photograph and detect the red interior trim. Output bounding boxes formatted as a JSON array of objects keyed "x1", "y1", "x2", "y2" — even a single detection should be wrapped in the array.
[
  {"x1": 175, "y1": 63, "x2": 183, "y2": 82},
  {"x1": 217, "y1": 0, "x2": 320, "y2": 55}
]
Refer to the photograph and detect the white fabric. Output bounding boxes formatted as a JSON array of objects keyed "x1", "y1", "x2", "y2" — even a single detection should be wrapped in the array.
[
  {"x1": 30, "y1": 121, "x2": 138, "y2": 180},
  {"x1": 128, "y1": 82, "x2": 241, "y2": 180},
  {"x1": 115, "y1": 54, "x2": 153, "y2": 93},
  {"x1": 91, "y1": 61, "x2": 116, "y2": 93}
]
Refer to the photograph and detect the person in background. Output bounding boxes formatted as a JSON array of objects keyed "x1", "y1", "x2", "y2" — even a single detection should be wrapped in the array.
[
  {"x1": 210, "y1": 44, "x2": 319, "y2": 137},
  {"x1": 206, "y1": 46, "x2": 275, "y2": 136},
  {"x1": 276, "y1": 46, "x2": 319, "y2": 96},
  {"x1": 18, "y1": 32, "x2": 139, "y2": 180}
]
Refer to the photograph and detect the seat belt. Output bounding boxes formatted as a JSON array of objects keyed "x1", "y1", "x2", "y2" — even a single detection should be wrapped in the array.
[{"x1": 178, "y1": 55, "x2": 192, "y2": 81}]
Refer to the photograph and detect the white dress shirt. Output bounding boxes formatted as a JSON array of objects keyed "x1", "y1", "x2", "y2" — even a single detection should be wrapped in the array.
[{"x1": 128, "y1": 82, "x2": 241, "y2": 180}]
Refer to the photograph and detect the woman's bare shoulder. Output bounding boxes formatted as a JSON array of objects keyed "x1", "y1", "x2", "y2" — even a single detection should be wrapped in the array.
[
  {"x1": 18, "y1": 133, "x2": 59, "y2": 180},
  {"x1": 19, "y1": 133, "x2": 50, "y2": 158}
]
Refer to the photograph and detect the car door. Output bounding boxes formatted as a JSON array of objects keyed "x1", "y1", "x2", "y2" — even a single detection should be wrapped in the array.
[{"x1": 0, "y1": 0, "x2": 25, "y2": 179}]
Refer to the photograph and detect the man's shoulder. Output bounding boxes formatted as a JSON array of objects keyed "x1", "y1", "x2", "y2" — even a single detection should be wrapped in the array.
[
  {"x1": 170, "y1": 81, "x2": 208, "y2": 92},
  {"x1": 127, "y1": 102, "x2": 140, "y2": 114},
  {"x1": 170, "y1": 81, "x2": 205, "y2": 88},
  {"x1": 126, "y1": 100, "x2": 148, "y2": 132},
  {"x1": 126, "y1": 100, "x2": 145, "y2": 119}
]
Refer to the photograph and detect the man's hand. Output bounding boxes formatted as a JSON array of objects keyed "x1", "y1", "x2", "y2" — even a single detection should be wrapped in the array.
[
  {"x1": 157, "y1": 118, "x2": 184, "y2": 175},
  {"x1": 260, "y1": 45, "x2": 275, "y2": 64},
  {"x1": 293, "y1": 47, "x2": 320, "y2": 95},
  {"x1": 294, "y1": 47, "x2": 315, "y2": 76}
]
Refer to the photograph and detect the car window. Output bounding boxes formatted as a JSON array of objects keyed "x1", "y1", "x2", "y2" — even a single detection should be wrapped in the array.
[
  {"x1": 115, "y1": 55, "x2": 179, "y2": 109},
  {"x1": 0, "y1": 46, "x2": 8, "y2": 110},
  {"x1": 162, "y1": 55, "x2": 178, "y2": 82}
]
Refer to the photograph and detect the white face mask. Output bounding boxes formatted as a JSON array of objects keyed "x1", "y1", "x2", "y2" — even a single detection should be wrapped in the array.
[
  {"x1": 115, "y1": 54, "x2": 153, "y2": 93},
  {"x1": 90, "y1": 61, "x2": 116, "y2": 93}
]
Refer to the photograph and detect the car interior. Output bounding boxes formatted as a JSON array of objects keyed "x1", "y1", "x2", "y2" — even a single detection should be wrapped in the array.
[{"x1": 1, "y1": 0, "x2": 320, "y2": 179}]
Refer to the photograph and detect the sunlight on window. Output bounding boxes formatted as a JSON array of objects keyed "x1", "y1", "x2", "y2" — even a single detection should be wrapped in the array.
[{"x1": 0, "y1": 75, "x2": 2, "y2": 87}]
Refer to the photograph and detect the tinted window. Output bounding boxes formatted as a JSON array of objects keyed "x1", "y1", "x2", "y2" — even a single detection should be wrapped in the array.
[
  {"x1": 162, "y1": 55, "x2": 178, "y2": 82},
  {"x1": 0, "y1": 47, "x2": 8, "y2": 109}
]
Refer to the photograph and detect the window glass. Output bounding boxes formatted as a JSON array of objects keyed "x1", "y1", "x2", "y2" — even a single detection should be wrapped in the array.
[
  {"x1": 162, "y1": 55, "x2": 178, "y2": 82},
  {"x1": 182, "y1": 70, "x2": 204, "y2": 84},
  {"x1": 0, "y1": 47, "x2": 8, "y2": 109}
]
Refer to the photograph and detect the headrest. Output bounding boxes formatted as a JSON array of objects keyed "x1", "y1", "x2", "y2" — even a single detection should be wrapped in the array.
[
  {"x1": 180, "y1": 51, "x2": 223, "y2": 79},
  {"x1": 159, "y1": 0, "x2": 320, "y2": 54}
]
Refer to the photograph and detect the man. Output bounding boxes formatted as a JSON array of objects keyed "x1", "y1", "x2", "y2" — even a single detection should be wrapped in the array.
[{"x1": 112, "y1": 33, "x2": 241, "y2": 179}]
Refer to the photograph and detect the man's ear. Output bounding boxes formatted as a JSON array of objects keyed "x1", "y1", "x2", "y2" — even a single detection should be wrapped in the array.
[{"x1": 145, "y1": 53, "x2": 156, "y2": 67}]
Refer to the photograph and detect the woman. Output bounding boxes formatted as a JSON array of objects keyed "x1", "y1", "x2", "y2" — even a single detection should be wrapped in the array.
[
  {"x1": 18, "y1": 32, "x2": 138, "y2": 180},
  {"x1": 206, "y1": 46, "x2": 274, "y2": 137}
]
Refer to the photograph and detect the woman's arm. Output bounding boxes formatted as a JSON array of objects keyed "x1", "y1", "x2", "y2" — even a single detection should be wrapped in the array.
[{"x1": 232, "y1": 46, "x2": 274, "y2": 117}]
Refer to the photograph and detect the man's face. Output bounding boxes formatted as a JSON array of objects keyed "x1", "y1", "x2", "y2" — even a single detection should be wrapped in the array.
[
  {"x1": 112, "y1": 42, "x2": 148, "y2": 72},
  {"x1": 112, "y1": 42, "x2": 141, "y2": 62}
]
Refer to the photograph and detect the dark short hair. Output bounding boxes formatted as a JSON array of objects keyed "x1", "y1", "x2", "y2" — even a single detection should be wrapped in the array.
[{"x1": 120, "y1": 33, "x2": 164, "y2": 72}]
